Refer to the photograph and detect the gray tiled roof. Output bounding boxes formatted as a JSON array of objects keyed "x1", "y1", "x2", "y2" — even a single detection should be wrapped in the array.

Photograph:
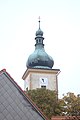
[{"x1": 0, "y1": 70, "x2": 47, "y2": 120}]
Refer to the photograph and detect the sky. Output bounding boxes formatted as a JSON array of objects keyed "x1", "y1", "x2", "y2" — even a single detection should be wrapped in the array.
[{"x1": 0, "y1": 0, "x2": 80, "y2": 98}]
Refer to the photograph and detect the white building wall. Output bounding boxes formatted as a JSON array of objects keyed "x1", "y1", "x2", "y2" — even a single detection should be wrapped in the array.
[
  {"x1": 23, "y1": 69, "x2": 59, "y2": 91},
  {"x1": 24, "y1": 74, "x2": 30, "y2": 90},
  {"x1": 30, "y1": 73, "x2": 57, "y2": 91}
]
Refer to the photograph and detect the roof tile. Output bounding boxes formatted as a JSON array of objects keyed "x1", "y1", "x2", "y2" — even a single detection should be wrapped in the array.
[{"x1": 0, "y1": 69, "x2": 48, "y2": 120}]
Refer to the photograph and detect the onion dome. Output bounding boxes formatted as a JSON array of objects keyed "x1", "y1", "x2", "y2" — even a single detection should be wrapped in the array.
[
  {"x1": 26, "y1": 19, "x2": 54, "y2": 69},
  {"x1": 36, "y1": 27, "x2": 43, "y2": 37},
  {"x1": 36, "y1": 28, "x2": 43, "y2": 36}
]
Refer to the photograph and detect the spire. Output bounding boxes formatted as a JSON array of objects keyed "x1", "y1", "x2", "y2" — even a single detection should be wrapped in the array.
[
  {"x1": 36, "y1": 17, "x2": 43, "y2": 37},
  {"x1": 38, "y1": 16, "x2": 40, "y2": 29},
  {"x1": 35, "y1": 17, "x2": 44, "y2": 48}
]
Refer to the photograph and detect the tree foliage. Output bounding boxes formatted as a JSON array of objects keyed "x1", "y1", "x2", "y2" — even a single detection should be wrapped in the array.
[
  {"x1": 26, "y1": 89, "x2": 80, "y2": 119},
  {"x1": 62, "y1": 92, "x2": 80, "y2": 116},
  {"x1": 26, "y1": 89, "x2": 64, "y2": 119}
]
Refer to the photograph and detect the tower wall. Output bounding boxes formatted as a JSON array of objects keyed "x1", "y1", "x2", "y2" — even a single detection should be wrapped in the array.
[
  {"x1": 23, "y1": 68, "x2": 60, "y2": 92},
  {"x1": 30, "y1": 73, "x2": 57, "y2": 90}
]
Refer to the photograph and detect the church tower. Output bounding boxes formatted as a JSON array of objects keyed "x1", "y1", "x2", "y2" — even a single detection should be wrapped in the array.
[{"x1": 22, "y1": 19, "x2": 60, "y2": 92}]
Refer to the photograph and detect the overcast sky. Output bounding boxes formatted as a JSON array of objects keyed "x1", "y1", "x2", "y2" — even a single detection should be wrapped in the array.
[{"x1": 0, "y1": 0, "x2": 80, "y2": 97}]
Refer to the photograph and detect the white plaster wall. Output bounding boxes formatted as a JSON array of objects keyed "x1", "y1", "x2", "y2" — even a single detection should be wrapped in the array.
[
  {"x1": 30, "y1": 73, "x2": 57, "y2": 91},
  {"x1": 24, "y1": 74, "x2": 30, "y2": 90}
]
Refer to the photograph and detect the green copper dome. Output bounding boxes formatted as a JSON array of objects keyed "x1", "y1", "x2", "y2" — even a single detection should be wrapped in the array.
[
  {"x1": 26, "y1": 20, "x2": 54, "y2": 69},
  {"x1": 36, "y1": 28, "x2": 43, "y2": 36}
]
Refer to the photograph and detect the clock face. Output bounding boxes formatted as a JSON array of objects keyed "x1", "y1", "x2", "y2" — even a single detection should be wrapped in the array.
[{"x1": 39, "y1": 78, "x2": 48, "y2": 86}]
